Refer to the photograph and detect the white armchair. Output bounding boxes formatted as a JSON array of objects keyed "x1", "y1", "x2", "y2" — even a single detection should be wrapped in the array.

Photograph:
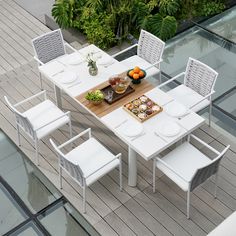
[
  {"x1": 31, "y1": 29, "x2": 76, "y2": 89},
  {"x1": 113, "y1": 29, "x2": 165, "y2": 78},
  {"x1": 153, "y1": 134, "x2": 230, "y2": 219},
  {"x1": 158, "y1": 57, "x2": 218, "y2": 126},
  {"x1": 4, "y1": 91, "x2": 72, "y2": 165},
  {"x1": 50, "y1": 128, "x2": 122, "y2": 213}
]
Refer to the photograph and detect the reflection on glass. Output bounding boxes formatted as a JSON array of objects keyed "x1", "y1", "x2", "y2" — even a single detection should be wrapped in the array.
[
  {"x1": 215, "y1": 88, "x2": 236, "y2": 117},
  {"x1": 10, "y1": 222, "x2": 43, "y2": 236},
  {"x1": 0, "y1": 184, "x2": 27, "y2": 235},
  {"x1": 38, "y1": 202, "x2": 100, "y2": 236},
  {"x1": 0, "y1": 133, "x2": 61, "y2": 213}
]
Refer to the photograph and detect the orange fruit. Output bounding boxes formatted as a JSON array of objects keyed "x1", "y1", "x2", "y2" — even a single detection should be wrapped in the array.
[
  {"x1": 133, "y1": 73, "x2": 140, "y2": 80},
  {"x1": 128, "y1": 70, "x2": 134, "y2": 77},
  {"x1": 133, "y1": 66, "x2": 141, "y2": 73},
  {"x1": 139, "y1": 70, "x2": 144, "y2": 78}
]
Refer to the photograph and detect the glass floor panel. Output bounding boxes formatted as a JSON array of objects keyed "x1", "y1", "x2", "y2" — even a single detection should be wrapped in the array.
[
  {"x1": 38, "y1": 202, "x2": 99, "y2": 236},
  {"x1": 201, "y1": 5, "x2": 236, "y2": 43},
  {"x1": 10, "y1": 222, "x2": 43, "y2": 236},
  {"x1": 0, "y1": 130, "x2": 100, "y2": 236},
  {"x1": 0, "y1": 183, "x2": 27, "y2": 235}
]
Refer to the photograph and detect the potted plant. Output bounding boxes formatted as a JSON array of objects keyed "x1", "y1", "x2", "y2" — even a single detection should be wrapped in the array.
[{"x1": 85, "y1": 90, "x2": 104, "y2": 105}]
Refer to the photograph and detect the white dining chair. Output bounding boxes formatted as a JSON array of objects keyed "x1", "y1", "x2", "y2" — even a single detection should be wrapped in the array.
[
  {"x1": 32, "y1": 29, "x2": 76, "y2": 89},
  {"x1": 158, "y1": 57, "x2": 218, "y2": 126},
  {"x1": 153, "y1": 134, "x2": 230, "y2": 219},
  {"x1": 4, "y1": 91, "x2": 72, "y2": 165},
  {"x1": 113, "y1": 29, "x2": 165, "y2": 78},
  {"x1": 50, "y1": 128, "x2": 122, "y2": 213}
]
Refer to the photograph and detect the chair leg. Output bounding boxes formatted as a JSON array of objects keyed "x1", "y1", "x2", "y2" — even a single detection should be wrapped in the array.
[
  {"x1": 153, "y1": 158, "x2": 156, "y2": 193},
  {"x1": 16, "y1": 124, "x2": 21, "y2": 146},
  {"x1": 187, "y1": 189, "x2": 191, "y2": 219},
  {"x1": 68, "y1": 119, "x2": 73, "y2": 149},
  {"x1": 119, "y1": 156, "x2": 123, "y2": 191},
  {"x1": 214, "y1": 172, "x2": 218, "y2": 199},
  {"x1": 209, "y1": 102, "x2": 212, "y2": 127},
  {"x1": 35, "y1": 138, "x2": 39, "y2": 166},
  {"x1": 59, "y1": 166, "x2": 62, "y2": 189},
  {"x1": 83, "y1": 186, "x2": 86, "y2": 213},
  {"x1": 39, "y1": 72, "x2": 43, "y2": 90}
]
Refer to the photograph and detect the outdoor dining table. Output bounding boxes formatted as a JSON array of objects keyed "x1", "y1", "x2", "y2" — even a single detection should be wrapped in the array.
[{"x1": 39, "y1": 44, "x2": 205, "y2": 187}]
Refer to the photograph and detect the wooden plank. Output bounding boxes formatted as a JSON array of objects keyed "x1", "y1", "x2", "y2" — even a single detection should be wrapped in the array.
[
  {"x1": 124, "y1": 198, "x2": 173, "y2": 236},
  {"x1": 104, "y1": 212, "x2": 136, "y2": 236},
  {"x1": 93, "y1": 218, "x2": 119, "y2": 236},
  {"x1": 114, "y1": 205, "x2": 155, "y2": 236},
  {"x1": 135, "y1": 191, "x2": 195, "y2": 236},
  {"x1": 76, "y1": 79, "x2": 154, "y2": 118},
  {"x1": 5, "y1": 0, "x2": 50, "y2": 33}
]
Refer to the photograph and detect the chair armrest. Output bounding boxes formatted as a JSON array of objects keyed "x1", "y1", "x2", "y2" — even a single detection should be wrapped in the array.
[
  {"x1": 158, "y1": 72, "x2": 185, "y2": 89},
  {"x1": 145, "y1": 58, "x2": 163, "y2": 71},
  {"x1": 156, "y1": 157, "x2": 190, "y2": 183},
  {"x1": 190, "y1": 134, "x2": 220, "y2": 155},
  {"x1": 14, "y1": 91, "x2": 47, "y2": 107},
  {"x1": 112, "y1": 44, "x2": 138, "y2": 58},
  {"x1": 58, "y1": 128, "x2": 91, "y2": 149},
  {"x1": 33, "y1": 56, "x2": 44, "y2": 65},
  {"x1": 34, "y1": 111, "x2": 70, "y2": 132},
  {"x1": 84, "y1": 153, "x2": 121, "y2": 179},
  {"x1": 64, "y1": 42, "x2": 77, "y2": 52},
  {"x1": 189, "y1": 90, "x2": 215, "y2": 109}
]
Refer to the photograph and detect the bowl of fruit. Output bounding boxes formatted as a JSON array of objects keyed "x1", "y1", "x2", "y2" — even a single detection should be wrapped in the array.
[{"x1": 127, "y1": 66, "x2": 146, "y2": 84}]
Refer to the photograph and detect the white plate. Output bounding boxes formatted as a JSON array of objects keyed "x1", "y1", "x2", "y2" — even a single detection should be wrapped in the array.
[
  {"x1": 156, "y1": 121, "x2": 180, "y2": 137},
  {"x1": 56, "y1": 71, "x2": 78, "y2": 84},
  {"x1": 97, "y1": 55, "x2": 113, "y2": 65},
  {"x1": 120, "y1": 120, "x2": 144, "y2": 137},
  {"x1": 41, "y1": 61, "x2": 64, "y2": 77},
  {"x1": 58, "y1": 53, "x2": 84, "y2": 65},
  {"x1": 165, "y1": 101, "x2": 188, "y2": 117}
]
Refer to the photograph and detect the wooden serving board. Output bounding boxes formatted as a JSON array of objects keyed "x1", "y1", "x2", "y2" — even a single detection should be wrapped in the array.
[
  {"x1": 123, "y1": 95, "x2": 163, "y2": 122},
  {"x1": 75, "y1": 79, "x2": 155, "y2": 118},
  {"x1": 101, "y1": 84, "x2": 135, "y2": 104}
]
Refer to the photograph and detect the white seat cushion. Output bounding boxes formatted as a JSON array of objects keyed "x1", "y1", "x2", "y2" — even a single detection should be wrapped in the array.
[
  {"x1": 167, "y1": 84, "x2": 210, "y2": 112},
  {"x1": 156, "y1": 142, "x2": 211, "y2": 191},
  {"x1": 121, "y1": 55, "x2": 160, "y2": 78},
  {"x1": 23, "y1": 100, "x2": 69, "y2": 139},
  {"x1": 207, "y1": 211, "x2": 236, "y2": 236},
  {"x1": 65, "y1": 138, "x2": 120, "y2": 186}
]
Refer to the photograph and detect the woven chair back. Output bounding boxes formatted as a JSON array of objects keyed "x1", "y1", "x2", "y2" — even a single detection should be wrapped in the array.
[
  {"x1": 190, "y1": 145, "x2": 229, "y2": 191},
  {"x1": 137, "y1": 30, "x2": 165, "y2": 66},
  {"x1": 32, "y1": 29, "x2": 65, "y2": 64},
  {"x1": 184, "y1": 58, "x2": 218, "y2": 97}
]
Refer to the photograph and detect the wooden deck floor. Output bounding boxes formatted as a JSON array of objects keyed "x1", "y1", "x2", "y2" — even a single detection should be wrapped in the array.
[{"x1": 1, "y1": 1, "x2": 236, "y2": 235}]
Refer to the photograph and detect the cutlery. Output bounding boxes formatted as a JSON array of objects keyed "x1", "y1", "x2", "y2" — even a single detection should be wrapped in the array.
[
  {"x1": 131, "y1": 132, "x2": 146, "y2": 141},
  {"x1": 67, "y1": 80, "x2": 82, "y2": 88},
  {"x1": 154, "y1": 131, "x2": 168, "y2": 143},
  {"x1": 114, "y1": 119, "x2": 128, "y2": 129},
  {"x1": 52, "y1": 70, "x2": 64, "y2": 77},
  {"x1": 178, "y1": 112, "x2": 190, "y2": 120}
]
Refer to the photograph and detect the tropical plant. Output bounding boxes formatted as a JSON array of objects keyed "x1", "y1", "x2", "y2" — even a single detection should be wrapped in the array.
[
  {"x1": 148, "y1": 14, "x2": 177, "y2": 41},
  {"x1": 159, "y1": 0, "x2": 180, "y2": 15}
]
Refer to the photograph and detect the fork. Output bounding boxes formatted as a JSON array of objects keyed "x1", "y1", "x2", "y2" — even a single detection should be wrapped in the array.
[
  {"x1": 154, "y1": 131, "x2": 168, "y2": 143},
  {"x1": 131, "y1": 132, "x2": 146, "y2": 141}
]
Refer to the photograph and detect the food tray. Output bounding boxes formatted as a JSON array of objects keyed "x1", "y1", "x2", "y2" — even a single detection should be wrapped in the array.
[
  {"x1": 123, "y1": 95, "x2": 163, "y2": 122},
  {"x1": 101, "y1": 85, "x2": 135, "y2": 104}
]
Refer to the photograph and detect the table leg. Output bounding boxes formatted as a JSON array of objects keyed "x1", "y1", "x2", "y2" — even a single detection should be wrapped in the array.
[
  {"x1": 128, "y1": 146, "x2": 137, "y2": 187},
  {"x1": 54, "y1": 85, "x2": 62, "y2": 109}
]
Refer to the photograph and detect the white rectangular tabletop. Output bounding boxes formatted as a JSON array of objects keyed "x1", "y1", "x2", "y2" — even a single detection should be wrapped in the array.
[
  {"x1": 39, "y1": 44, "x2": 128, "y2": 98},
  {"x1": 101, "y1": 87, "x2": 205, "y2": 160}
]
